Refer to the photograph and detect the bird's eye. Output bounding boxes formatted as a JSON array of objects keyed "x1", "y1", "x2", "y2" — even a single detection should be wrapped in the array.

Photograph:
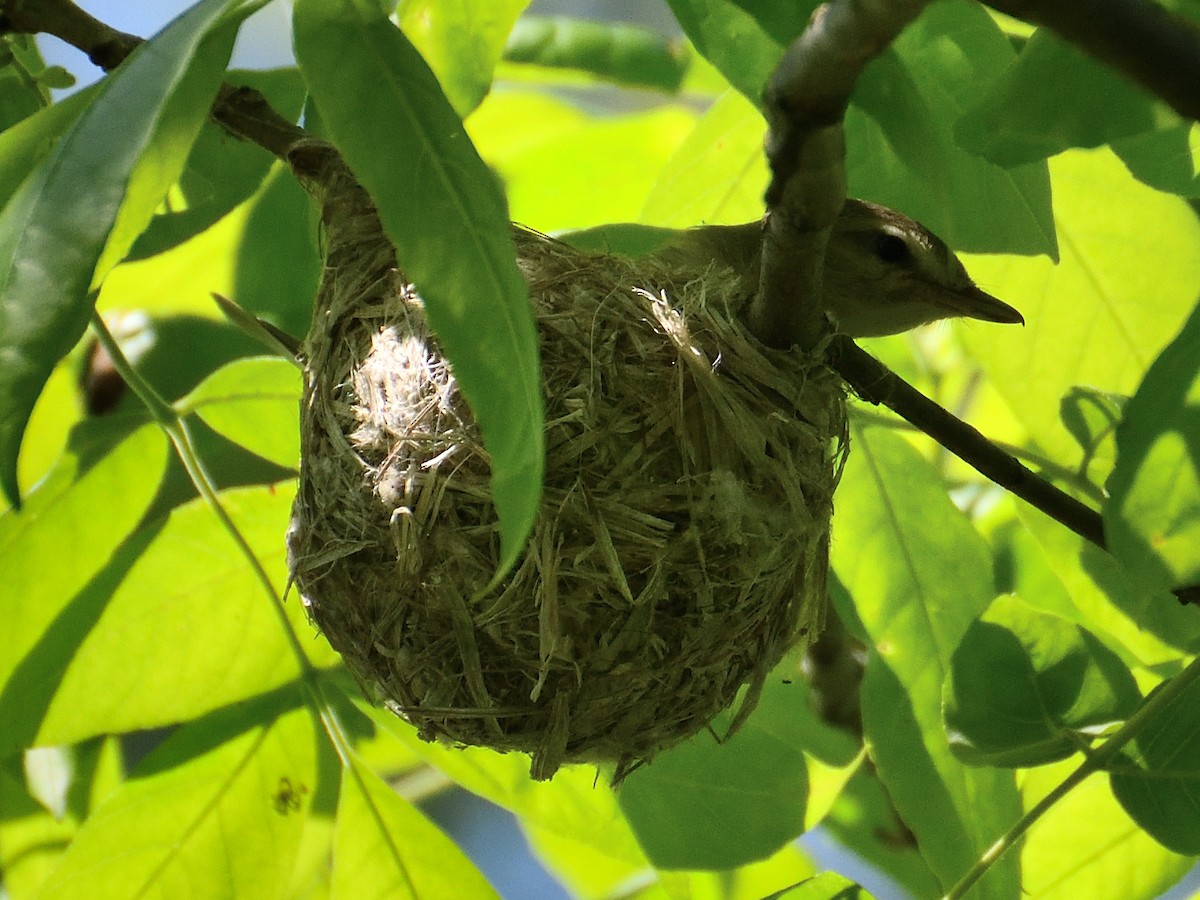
[{"x1": 874, "y1": 233, "x2": 911, "y2": 265}]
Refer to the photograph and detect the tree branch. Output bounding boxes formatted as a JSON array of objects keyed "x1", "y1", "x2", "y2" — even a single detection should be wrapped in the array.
[
  {"x1": 987, "y1": 0, "x2": 1200, "y2": 122},
  {"x1": 829, "y1": 335, "x2": 1200, "y2": 607},
  {"x1": 0, "y1": 0, "x2": 307, "y2": 160},
  {"x1": 0, "y1": 0, "x2": 138, "y2": 69},
  {"x1": 753, "y1": 0, "x2": 929, "y2": 351}
]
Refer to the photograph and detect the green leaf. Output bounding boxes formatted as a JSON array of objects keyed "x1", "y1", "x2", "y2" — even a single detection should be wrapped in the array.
[
  {"x1": 0, "y1": 738, "x2": 123, "y2": 898},
  {"x1": 504, "y1": 16, "x2": 689, "y2": 92},
  {"x1": 831, "y1": 423, "x2": 1020, "y2": 899},
  {"x1": 1111, "y1": 121, "x2": 1200, "y2": 198},
  {"x1": 1110, "y1": 668, "x2": 1200, "y2": 855},
  {"x1": 619, "y1": 678, "x2": 824, "y2": 870},
  {"x1": 955, "y1": 29, "x2": 1178, "y2": 166},
  {"x1": 178, "y1": 357, "x2": 301, "y2": 470},
  {"x1": 467, "y1": 89, "x2": 698, "y2": 232},
  {"x1": 664, "y1": 0, "x2": 788, "y2": 105},
  {"x1": 944, "y1": 594, "x2": 1141, "y2": 767},
  {"x1": 0, "y1": 482, "x2": 336, "y2": 754},
  {"x1": 37, "y1": 689, "x2": 318, "y2": 899},
  {"x1": 641, "y1": 88, "x2": 768, "y2": 226},
  {"x1": 1020, "y1": 758, "x2": 1196, "y2": 899},
  {"x1": 360, "y1": 690, "x2": 655, "y2": 892},
  {"x1": 962, "y1": 148, "x2": 1200, "y2": 467},
  {"x1": 0, "y1": 0, "x2": 245, "y2": 508},
  {"x1": 397, "y1": 0, "x2": 530, "y2": 115},
  {"x1": 0, "y1": 35, "x2": 53, "y2": 130},
  {"x1": 0, "y1": 422, "x2": 169, "y2": 747},
  {"x1": 1017, "y1": 504, "x2": 1200, "y2": 665},
  {"x1": 1105, "y1": 300, "x2": 1200, "y2": 594},
  {"x1": 772, "y1": 872, "x2": 873, "y2": 899},
  {"x1": 234, "y1": 163, "x2": 322, "y2": 339},
  {"x1": 1059, "y1": 386, "x2": 1125, "y2": 486},
  {"x1": 128, "y1": 68, "x2": 309, "y2": 260},
  {"x1": 663, "y1": 1, "x2": 1055, "y2": 256},
  {"x1": 848, "y1": 3, "x2": 1055, "y2": 257},
  {"x1": 0, "y1": 85, "x2": 96, "y2": 210},
  {"x1": 294, "y1": 0, "x2": 543, "y2": 579},
  {"x1": 819, "y1": 757, "x2": 942, "y2": 899},
  {"x1": 333, "y1": 750, "x2": 498, "y2": 899}
]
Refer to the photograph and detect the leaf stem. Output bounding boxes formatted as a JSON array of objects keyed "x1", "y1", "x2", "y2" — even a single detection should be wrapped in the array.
[
  {"x1": 943, "y1": 655, "x2": 1200, "y2": 899},
  {"x1": 89, "y1": 310, "x2": 350, "y2": 747}
]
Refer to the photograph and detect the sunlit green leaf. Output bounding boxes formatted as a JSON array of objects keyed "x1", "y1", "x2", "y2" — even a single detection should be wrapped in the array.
[
  {"x1": 619, "y1": 678, "x2": 814, "y2": 869},
  {"x1": 1021, "y1": 757, "x2": 1194, "y2": 900},
  {"x1": 0, "y1": 738, "x2": 123, "y2": 898},
  {"x1": 1110, "y1": 667, "x2": 1200, "y2": 855},
  {"x1": 641, "y1": 88, "x2": 768, "y2": 227},
  {"x1": 294, "y1": 0, "x2": 542, "y2": 578},
  {"x1": 2, "y1": 483, "x2": 335, "y2": 753},
  {"x1": 850, "y1": 3, "x2": 1055, "y2": 256},
  {"x1": 1059, "y1": 386, "x2": 1125, "y2": 487},
  {"x1": 333, "y1": 750, "x2": 498, "y2": 899},
  {"x1": 361, "y1": 689, "x2": 653, "y2": 890},
  {"x1": 179, "y1": 357, "x2": 301, "y2": 470},
  {"x1": 468, "y1": 89, "x2": 698, "y2": 232},
  {"x1": 397, "y1": 0, "x2": 529, "y2": 115},
  {"x1": 0, "y1": 0, "x2": 244, "y2": 507},
  {"x1": 1105, "y1": 300, "x2": 1200, "y2": 593},
  {"x1": 618, "y1": 673, "x2": 859, "y2": 870},
  {"x1": 0, "y1": 422, "x2": 168, "y2": 750},
  {"x1": 664, "y1": 1, "x2": 1054, "y2": 255},
  {"x1": 831, "y1": 423, "x2": 1020, "y2": 899},
  {"x1": 962, "y1": 147, "x2": 1200, "y2": 467},
  {"x1": 664, "y1": 0, "x2": 786, "y2": 104},
  {"x1": 944, "y1": 594, "x2": 1141, "y2": 767},
  {"x1": 37, "y1": 689, "x2": 318, "y2": 899},
  {"x1": 1017, "y1": 504, "x2": 1200, "y2": 665}
]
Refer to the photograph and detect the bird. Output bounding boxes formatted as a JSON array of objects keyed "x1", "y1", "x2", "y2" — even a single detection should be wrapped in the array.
[{"x1": 650, "y1": 199, "x2": 1024, "y2": 338}]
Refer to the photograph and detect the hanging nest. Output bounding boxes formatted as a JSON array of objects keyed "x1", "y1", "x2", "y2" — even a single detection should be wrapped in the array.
[{"x1": 286, "y1": 143, "x2": 848, "y2": 780}]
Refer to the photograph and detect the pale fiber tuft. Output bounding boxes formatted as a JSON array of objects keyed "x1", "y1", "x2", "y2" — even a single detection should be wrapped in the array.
[{"x1": 287, "y1": 148, "x2": 847, "y2": 780}]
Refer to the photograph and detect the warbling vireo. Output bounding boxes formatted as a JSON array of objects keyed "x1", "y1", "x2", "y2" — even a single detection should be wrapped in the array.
[{"x1": 653, "y1": 199, "x2": 1023, "y2": 338}]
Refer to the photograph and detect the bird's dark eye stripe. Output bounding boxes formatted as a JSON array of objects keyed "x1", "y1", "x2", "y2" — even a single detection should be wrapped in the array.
[{"x1": 874, "y1": 233, "x2": 911, "y2": 265}]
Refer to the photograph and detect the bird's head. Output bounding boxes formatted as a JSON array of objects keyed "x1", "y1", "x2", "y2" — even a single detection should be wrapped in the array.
[
  {"x1": 654, "y1": 199, "x2": 1023, "y2": 339},
  {"x1": 823, "y1": 200, "x2": 1023, "y2": 337}
]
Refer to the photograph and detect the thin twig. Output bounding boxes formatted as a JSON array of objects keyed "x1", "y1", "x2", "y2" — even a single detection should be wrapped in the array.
[
  {"x1": 1, "y1": 0, "x2": 307, "y2": 160},
  {"x1": 830, "y1": 335, "x2": 1200, "y2": 606}
]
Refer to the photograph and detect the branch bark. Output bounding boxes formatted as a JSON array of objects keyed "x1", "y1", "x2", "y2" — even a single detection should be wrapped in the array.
[
  {"x1": 0, "y1": 0, "x2": 307, "y2": 160},
  {"x1": 753, "y1": 0, "x2": 929, "y2": 351}
]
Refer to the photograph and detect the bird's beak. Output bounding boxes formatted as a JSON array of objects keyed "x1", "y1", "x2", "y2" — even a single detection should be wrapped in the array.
[{"x1": 940, "y1": 284, "x2": 1024, "y2": 326}]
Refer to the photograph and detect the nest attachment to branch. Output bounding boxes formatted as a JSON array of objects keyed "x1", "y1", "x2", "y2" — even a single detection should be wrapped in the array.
[{"x1": 286, "y1": 146, "x2": 847, "y2": 780}]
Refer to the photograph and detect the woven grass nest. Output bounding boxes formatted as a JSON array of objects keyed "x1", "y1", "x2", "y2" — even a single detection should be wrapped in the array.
[{"x1": 287, "y1": 146, "x2": 848, "y2": 780}]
